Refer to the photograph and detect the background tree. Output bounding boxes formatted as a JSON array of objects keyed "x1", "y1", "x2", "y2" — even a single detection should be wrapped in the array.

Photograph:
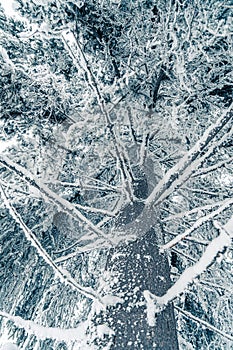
[{"x1": 0, "y1": 0, "x2": 232, "y2": 349}]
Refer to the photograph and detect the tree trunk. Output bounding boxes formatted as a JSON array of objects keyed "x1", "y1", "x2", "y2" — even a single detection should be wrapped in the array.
[
  {"x1": 93, "y1": 164, "x2": 179, "y2": 349},
  {"x1": 102, "y1": 228, "x2": 179, "y2": 350}
]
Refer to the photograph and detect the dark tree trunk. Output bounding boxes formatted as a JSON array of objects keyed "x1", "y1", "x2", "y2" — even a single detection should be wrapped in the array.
[
  {"x1": 93, "y1": 164, "x2": 179, "y2": 349},
  {"x1": 101, "y1": 229, "x2": 179, "y2": 350}
]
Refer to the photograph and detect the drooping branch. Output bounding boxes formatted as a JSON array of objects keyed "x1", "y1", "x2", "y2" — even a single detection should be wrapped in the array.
[{"x1": 0, "y1": 184, "x2": 103, "y2": 303}]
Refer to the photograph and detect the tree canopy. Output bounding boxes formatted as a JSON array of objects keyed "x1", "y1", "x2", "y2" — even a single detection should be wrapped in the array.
[{"x1": 0, "y1": 0, "x2": 232, "y2": 349}]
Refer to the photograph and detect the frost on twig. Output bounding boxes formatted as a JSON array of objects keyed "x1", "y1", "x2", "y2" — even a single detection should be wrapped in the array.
[
  {"x1": 144, "y1": 217, "x2": 232, "y2": 327},
  {"x1": 145, "y1": 105, "x2": 232, "y2": 207},
  {"x1": 0, "y1": 184, "x2": 123, "y2": 307},
  {"x1": 161, "y1": 198, "x2": 233, "y2": 251},
  {"x1": 0, "y1": 154, "x2": 114, "y2": 244}
]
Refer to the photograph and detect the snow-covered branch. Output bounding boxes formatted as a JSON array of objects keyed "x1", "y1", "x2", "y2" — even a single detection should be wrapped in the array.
[
  {"x1": 162, "y1": 198, "x2": 233, "y2": 222},
  {"x1": 193, "y1": 156, "x2": 233, "y2": 177},
  {"x1": 161, "y1": 198, "x2": 233, "y2": 251},
  {"x1": 0, "y1": 184, "x2": 124, "y2": 309},
  {"x1": 145, "y1": 105, "x2": 232, "y2": 207},
  {"x1": 73, "y1": 203, "x2": 115, "y2": 217},
  {"x1": 0, "y1": 155, "x2": 114, "y2": 244},
  {"x1": 61, "y1": 30, "x2": 135, "y2": 199},
  {"x1": 0, "y1": 184, "x2": 103, "y2": 303},
  {"x1": 175, "y1": 306, "x2": 233, "y2": 342},
  {"x1": 144, "y1": 219, "x2": 232, "y2": 325},
  {"x1": 0, "y1": 310, "x2": 89, "y2": 342},
  {"x1": 45, "y1": 179, "x2": 122, "y2": 193}
]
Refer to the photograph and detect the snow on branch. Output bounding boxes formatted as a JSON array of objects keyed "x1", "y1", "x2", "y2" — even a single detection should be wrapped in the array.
[
  {"x1": 0, "y1": 155, "x2": 114, "y2": 245},
  {"x1": 193, "y1": 156, "x2": 233, "y2": 177},
  {"x1": 144, "y1": 218, "x2": 232, "y2": 326},
  {"x1": 61, "y1": 31, "x2": 135, "y2": 200},
  {"x1": 0, "y1": 310, "x2": 115, "y2": 346},
  {"x1": 0, "y1": 310, "x2": 90, "y2": 342},
  {"x1": 45, "y1": 178, "x2": 122, "y2": 193},
  {"x1": 162, "y1": 198, "x2": 232, "y2": 222},
  {"x1": 145, "y1": 105, "x2": 232, "y2": 207},
  {"x1": 161, "y1": 198, "x2": 233, "y2": 251},
  {"x1": 73, "y1": 203, "x2": 115, "y2": 217},
  {"x1": 0, "y1": 184, "x2": 103, "y2": 303},
  {"x1": 175, "y1": 306, "x2": 233, "y2": 342},
  {"x1": 0, "y1": 184, "x2": 123, "y2": 308}
]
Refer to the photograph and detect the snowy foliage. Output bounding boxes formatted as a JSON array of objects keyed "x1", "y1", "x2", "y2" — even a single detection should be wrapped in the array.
[{"x1": 0, "y1": 0, "x2": 232, "y2": 349}]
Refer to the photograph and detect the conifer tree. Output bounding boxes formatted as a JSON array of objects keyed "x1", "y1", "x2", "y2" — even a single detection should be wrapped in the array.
[{"x1": 0, "y1": 1, "x2": 232, "y2": 349}]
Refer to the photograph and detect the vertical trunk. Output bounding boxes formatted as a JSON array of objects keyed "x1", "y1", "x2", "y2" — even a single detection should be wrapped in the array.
[
  {"x1": 93, "y1": 164, "x2": 179, "y2": 349},
  {"x1": 102, "y1": 228, "x2": 179, "y2": 350}
]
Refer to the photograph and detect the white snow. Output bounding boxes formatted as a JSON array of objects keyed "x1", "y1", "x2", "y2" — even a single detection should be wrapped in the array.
[
  {"x1": 96, "y1": 324, "x2": 114, "y2": 339},
  {"x1": 0, "y1": 344, "x2": 19, "y2": 350},
  {"x1": 143, "y1": 291, "x2": 157, "y2": 327},
  {"x1": 0, "y1": 136, "x2": 18, "y2": 154},
  {"x1": 144, "y1": 221, "x2": 232, "y2": 325},
  {"x1": 32, "y1": 0, "x2": 48, "y2": 5},
  {"x1": 101, "y1": 295, "x2": 124, "y2": 307},
  {"x1": 0, "y1": 0, "x2": 22, "y2": 19},
  {"x1": 0, "y1": 311, "x2": 88, "y2": 342},
  {"x1": 0, "y1": 0, "x2": 14, "y2": 16},
  {"x1": 224, "y1": 215, "x2": 233, "y2": 237}
]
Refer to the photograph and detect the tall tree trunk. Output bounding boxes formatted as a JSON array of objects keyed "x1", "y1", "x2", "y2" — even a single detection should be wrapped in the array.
[
  {"x1": 93, "y1": 163, "x2": 179, "y2": 349},
  {"x1": 104, "y1": 228, "x2": 179, "y2": 350}
]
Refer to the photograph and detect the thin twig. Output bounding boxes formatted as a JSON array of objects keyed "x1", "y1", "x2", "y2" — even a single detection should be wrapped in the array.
[
  {"x1": 161, "y1": 197, "x2": 233, "y2": 251},
  {"x1": 175, "y1": 306, "x2": 233, "y2": 342}
]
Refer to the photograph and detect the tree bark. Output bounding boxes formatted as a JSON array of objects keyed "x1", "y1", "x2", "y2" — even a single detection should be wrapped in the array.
[
  {"x1": 103, "y1": 228, "x2": 179, "y2": 350},
  {"x1": 94, "y1": 164, "x2": 179, "y2": 349}
]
